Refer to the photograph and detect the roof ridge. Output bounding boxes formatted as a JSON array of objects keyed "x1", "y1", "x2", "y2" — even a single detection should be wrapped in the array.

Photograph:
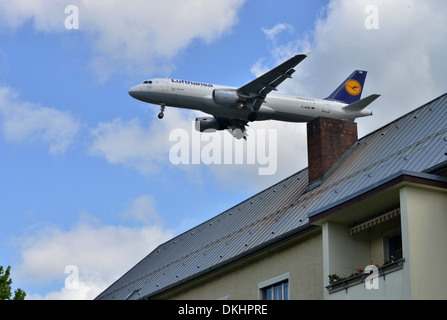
[
  {"x1": 359, "y1": 92, "x2": 447, "y2": 141},
  {"x1": 307, "y1": 93, "x2": 447, "y2": 190}
]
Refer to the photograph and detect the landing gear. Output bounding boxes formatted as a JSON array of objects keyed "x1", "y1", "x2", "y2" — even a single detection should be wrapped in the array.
[
  {"x1": 248, "y1": 112, "x2": 257, "y2": 122},
  {"x1": 158, "y1": 104, "x2": 165, "y2": 119}
]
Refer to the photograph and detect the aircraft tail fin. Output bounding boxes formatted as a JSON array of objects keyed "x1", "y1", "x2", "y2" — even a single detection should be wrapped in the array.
[{"x1": 325, "y1": 70, "x2": 367, "y2": 104}]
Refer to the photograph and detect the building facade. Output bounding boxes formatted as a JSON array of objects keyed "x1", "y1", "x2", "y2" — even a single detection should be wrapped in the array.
[{"x1": 96, "y1": 93, "x2": 447, "y2": 300}]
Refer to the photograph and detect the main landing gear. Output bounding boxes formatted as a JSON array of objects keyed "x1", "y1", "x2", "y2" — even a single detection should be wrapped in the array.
[
  {"x1": 248, "y1": 112, "x2": 257, "y2": 122},
  {"x1": 158, "y1": 104, "x2": 165, "y2": 119}
]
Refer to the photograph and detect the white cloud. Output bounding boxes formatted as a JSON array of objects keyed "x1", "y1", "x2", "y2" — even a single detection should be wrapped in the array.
[
  {"x1": 120, "y1": 195, "x2": 162, "y2": 225},
  {"x1": 0, "y1": 86, "x2": 80, "y2": 154},
  {"x1": 262, "y1": 23, "x2": 294, "y2": 42},
  {"x1": 89, "y1": 118, "x2": 166, "y2": 174},
  {"x1": 292, "y1": 0, "x2": 447, "y2": 135},
  {"x1": 15, "y1": 203, "x2": 173, "y2": 300},
  {"x1": 89, "y1": 108, "x2": 192, "y2": 174},
  {"x1": 87, "y1": 105, "x2": 302, "y2": 190},
  {"x1": 83, "y1": 0, "x2": 447, "y2": 192},
  {"x1": 195, "y1": 121, "x2": 307, "y2": 191},
  {"x1": 0, "y1": 0, "x2": 247, "y2": 81},
  {"x1": 0, "y1": 0, "x2": 66, "y2": 31},
  {"x1": 240, "y1": 0, "x2": 447, "y2": 190}
]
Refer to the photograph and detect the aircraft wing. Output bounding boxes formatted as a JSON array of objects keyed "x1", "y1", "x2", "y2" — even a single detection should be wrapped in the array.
[{"x1": 237, "y1": 54, "x2": 308, "y2": 111}]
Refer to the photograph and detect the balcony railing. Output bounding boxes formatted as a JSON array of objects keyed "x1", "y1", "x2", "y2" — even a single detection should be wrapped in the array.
[{"x1": 326, "y1": 259, "x2": 405, "y2": 294}]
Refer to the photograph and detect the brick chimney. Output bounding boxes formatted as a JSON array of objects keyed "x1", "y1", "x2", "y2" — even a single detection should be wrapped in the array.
[{"x1": 307, "y1": 117, "x2": 358, "y2": 187}]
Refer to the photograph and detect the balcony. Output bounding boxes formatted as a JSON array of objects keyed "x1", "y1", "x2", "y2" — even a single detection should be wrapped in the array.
[{"x1": 326, "y1": 259, "x2": 405, "y2": 299}]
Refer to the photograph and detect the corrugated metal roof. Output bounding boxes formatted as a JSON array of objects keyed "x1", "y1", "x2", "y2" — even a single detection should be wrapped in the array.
[{"x1": 96, "y1": 93, "x2": 447, "y2": 300}]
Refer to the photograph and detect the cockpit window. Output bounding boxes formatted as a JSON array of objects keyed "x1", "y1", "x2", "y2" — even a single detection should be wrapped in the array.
[{"x1": 143, "y1": 80, "x2": 152, "y2": 84}]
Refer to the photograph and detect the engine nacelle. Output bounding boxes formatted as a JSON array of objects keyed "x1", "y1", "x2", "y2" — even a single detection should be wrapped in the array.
[
  {"x1": 195, "y1": 117, "x2": 224, "y2": 132},
  {"x1": 212, "y1": 89, "x2": 244, "y2": 105}
]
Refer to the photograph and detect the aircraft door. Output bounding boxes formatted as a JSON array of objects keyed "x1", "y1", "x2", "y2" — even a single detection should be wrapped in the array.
[
  {"x1": 161, "y1": 79, "x2": 170, "y2": 91},
  {"x1": 323, "y1": 102, "x2": 330, "y2": 114}
]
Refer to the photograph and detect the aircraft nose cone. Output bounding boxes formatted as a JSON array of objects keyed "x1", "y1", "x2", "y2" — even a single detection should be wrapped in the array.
[{"x1": 128, "y1": 85, "x2": 139, "y2": 99}]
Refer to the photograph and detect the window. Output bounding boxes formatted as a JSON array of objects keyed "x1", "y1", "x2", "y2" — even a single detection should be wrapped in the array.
[
  {"x1": 143, "y1": 80, "x2": 152, "y2": 84},
  {"x1": 258, "y1": 273, "x2": 289, "y2": 300},
  {"x1": 386, "y1": 232, "x2": 403, "y2": 261},
  {"x1": 262, "y1": 280, "x2": 289, "y2": 300}
]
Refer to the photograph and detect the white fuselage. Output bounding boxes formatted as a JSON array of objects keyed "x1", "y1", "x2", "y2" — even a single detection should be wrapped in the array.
[{"x1": 128, "y1": 78, "x2": 372, "y2": 122}]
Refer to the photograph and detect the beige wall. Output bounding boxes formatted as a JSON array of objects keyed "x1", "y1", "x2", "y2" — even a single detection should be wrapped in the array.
[
  {"x1": 320, "y1": 182, "x2": 447, "y2": 300},
  {"x1": 158, "y1": 230, "x2": 323, "y2": 300},
  {"x1": 322, "y1": 221, "x2": 370, "y2": 283},
  {"x1": 156, "y1": 182, "x2": 447, "y2": 301},
  {"x1": 400, "y1": 185, "x2": 447, "y2": 299}
]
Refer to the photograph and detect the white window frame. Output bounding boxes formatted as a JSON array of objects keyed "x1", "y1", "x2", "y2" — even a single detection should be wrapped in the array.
[{"x1": 258, "y1": 272, "x2": 290, "y2": 300}]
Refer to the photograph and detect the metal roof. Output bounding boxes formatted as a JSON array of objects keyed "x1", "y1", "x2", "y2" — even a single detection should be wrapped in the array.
[{"x1": 96, "y1": 93, "x2": 447, "y2": 300}]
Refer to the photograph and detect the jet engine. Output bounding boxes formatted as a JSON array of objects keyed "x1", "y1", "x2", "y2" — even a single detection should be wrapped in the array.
[
  {"x1": 212, "y1": 89, "x2": 245, "y2": 105},
  {"x1": 195, "y1": 117, "x2": 224, "y2": 132},
  {"x1": 195, "y1": 117, "x2": 248, "y2": 140}
]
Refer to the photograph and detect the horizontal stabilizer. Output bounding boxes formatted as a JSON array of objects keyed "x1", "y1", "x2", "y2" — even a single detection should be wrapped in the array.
[{"x1": 344, "y1": 94, "x2": 380, "y2": 112}]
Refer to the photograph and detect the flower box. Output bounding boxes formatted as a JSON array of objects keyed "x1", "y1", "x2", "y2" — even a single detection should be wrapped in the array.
[{"x1": 326, "y1": 258, "x2": 405, "y2": 294}]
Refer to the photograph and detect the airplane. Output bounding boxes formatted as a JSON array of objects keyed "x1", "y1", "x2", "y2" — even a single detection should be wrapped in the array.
[{"x1": 128, "y1": 54, "x2": 380, "y2": 139}]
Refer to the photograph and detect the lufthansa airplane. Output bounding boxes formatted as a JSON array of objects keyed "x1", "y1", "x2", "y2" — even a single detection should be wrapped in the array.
[{"x1": 128, "y1": 54, "x2": 380, "y2": 139}]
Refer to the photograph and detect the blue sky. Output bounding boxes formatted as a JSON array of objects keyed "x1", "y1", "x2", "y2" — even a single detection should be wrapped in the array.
[{"x1": 1, "y1": 0, "x2": 447, "y2": 299}]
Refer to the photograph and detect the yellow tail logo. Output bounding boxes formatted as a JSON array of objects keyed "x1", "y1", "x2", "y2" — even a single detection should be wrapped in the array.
[{"x1": 345, "y1": 79, "x2": 362, "y2": 96}]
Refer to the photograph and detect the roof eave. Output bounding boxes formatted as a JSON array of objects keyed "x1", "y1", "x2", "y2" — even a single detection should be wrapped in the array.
[{"x1": 308, "y1": 170, "x2": 447, "y2": 225}]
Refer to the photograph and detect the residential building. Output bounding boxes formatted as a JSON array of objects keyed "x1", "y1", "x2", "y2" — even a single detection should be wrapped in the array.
[{"x1": 96, "y1": 93, "x2": 447, "y2": 300}]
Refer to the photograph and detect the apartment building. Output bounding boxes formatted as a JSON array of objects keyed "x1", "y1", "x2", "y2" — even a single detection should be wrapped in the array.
[{"x1": 96, "y1": 93, "x2": 447, "y2": 300}]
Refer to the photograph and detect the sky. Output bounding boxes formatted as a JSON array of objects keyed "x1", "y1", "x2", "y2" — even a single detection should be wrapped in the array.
[{"x1": 0, "y1": 0, "x2": 446, "y2": 300}]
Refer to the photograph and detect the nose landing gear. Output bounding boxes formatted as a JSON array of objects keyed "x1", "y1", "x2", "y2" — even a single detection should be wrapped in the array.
[{"x1": 158, "y1": 104, "x2": 165, "y2": 119}]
